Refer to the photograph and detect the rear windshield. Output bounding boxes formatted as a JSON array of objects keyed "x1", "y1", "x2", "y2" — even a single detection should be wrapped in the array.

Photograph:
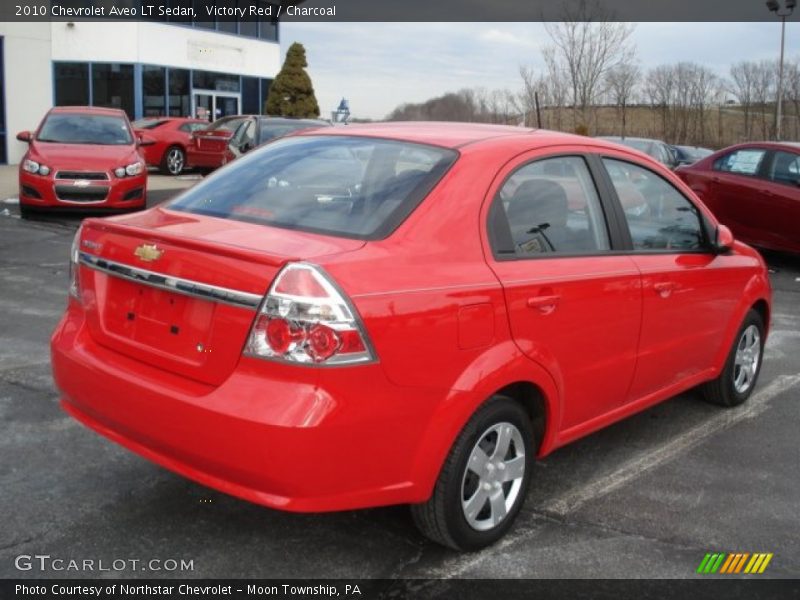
[
  {"x1": 38, "y1": 113, "x2": 133, "y2": 145},
  {"x1": 208, "y1": 117, "x2": 248, "y2": 132},
  {"x1": 168, "y1": 135, "x2": 458, "y2": 239},
  {"x1": 132, "y1": 119, "x2": 168, "y2": 130},
  {"x1": 259, "y1": 120, "x2": 325, "y2": 142}
]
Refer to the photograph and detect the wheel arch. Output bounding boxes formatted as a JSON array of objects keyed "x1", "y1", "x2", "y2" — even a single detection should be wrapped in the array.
[
  {"x1": 712, "y1": 270, "x2": 771, "y2": 372},
  {"x1": 407, "y1": 342, "x2": 561, "y2": 503}
]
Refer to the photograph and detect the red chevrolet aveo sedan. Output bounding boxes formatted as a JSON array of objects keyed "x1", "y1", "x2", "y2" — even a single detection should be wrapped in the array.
[
  {"x1": 18, "y1": 106, "x2": 148, "y2": 217},
  {"x1": 51, "y1": 123, "x2": 771, "y2": 550}
]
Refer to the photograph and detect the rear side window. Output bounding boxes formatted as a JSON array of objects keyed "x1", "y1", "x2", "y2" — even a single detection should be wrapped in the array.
[
  {"x1": 179, "y1": 122, "x2": 207, "y2": 133},
  {"x1": 493, "y1": 156, "x2": 610, "y2": 256},
  {"x1": 132, "y1": 119, "x2": 168, "y2": 130},
  {"x1": 768, "y1": 150, "x2": 800, "y2": 185},
  {"x1": 168, "y1": 135, "x2": 457, "y2": 240},
  {"x1": 208, "y1": 117, "x2": 247, "y2": 132},
  {"x1": 604, "y1": 159, "x2": 705, "y2": 251},
  {"x1": 713, "y1": 148, "x2": 766, "y2": 175}
]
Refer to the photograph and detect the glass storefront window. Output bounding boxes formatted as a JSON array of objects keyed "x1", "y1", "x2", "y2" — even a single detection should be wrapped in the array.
[
  {"x1": 193, "y1": 70, "x2": 240, "y2": 93},
  {"x1": 54, "y1": 62, "x2": 90, "y2": 107},
  {"x1": 242, "y1": 77, "x2": 260, "y2": 114},
  {"x1": 143, "y1": 65, "x2": 166, "y2": 117},
  {"x1": 193, "y1": 0, "x2": 216, "y2": 28},
  {"x1": 239, "y1": 19, "x2": 257, "y2": 38},
  {"x1": 168, "y1": 68, "x2": 191, "y2": 117},
  {"x1": 92, "y1": 63, "x2": 135, "y2": 119}
]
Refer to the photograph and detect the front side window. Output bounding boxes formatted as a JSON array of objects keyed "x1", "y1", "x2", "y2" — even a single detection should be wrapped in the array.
[
  {"x1": 713, "y1": 148, "x2": 766, "y2": 176},
  {"x1": 604, "y1": 158, "x2": 705, "y2": 251},
  {"x1": 168, "y1": 135, "x2": 457, "y2": 239},
  {"x1": 37, "y1": 113, "x2": 133, "y2": 146},
  {"x1": 768, "y1": 150, "x2": 800, "y2": 186},
  {"x1": 493, "y1": 156, "x2": 610, "y2": 256}
]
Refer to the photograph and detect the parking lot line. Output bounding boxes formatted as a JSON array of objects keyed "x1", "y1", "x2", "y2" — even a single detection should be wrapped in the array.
[{"x1": 541, "y1": 373, "x2": 800, "y2": 516}]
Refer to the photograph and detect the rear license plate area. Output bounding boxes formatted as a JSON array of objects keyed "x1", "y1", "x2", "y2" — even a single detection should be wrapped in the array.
[{"x1": 102, "y1": 278, "x2": 215, "y2": 362}]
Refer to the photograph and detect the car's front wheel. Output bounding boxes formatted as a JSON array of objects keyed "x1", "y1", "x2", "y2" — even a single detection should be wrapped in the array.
[
  {"x1": 411, "y1": 396, "x2": 534, "y2": 551},
  {"x1": 161, "y1": 146, "x2": 186, "y2": 176},
  {"x1": 703, "y1": 309, "x2": 765, "y2": 407}
]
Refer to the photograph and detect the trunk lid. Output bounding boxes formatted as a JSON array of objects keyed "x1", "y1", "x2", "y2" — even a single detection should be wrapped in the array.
[
  {"x1": 193, "y1": 129, "x2": 233, "y2": 153},
  {"x1": 77, "y1": 208, "x2": 364, "y2": 386}
]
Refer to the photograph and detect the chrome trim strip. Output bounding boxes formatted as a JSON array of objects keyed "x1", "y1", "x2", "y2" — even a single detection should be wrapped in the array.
[{"x1": 78, "y1": 252, "x2": 262, "y2": 310}]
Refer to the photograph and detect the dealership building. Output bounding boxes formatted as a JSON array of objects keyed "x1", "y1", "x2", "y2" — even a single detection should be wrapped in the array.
[{"x1": 0, "y1": 17, "x2": 281, "y2": 164}]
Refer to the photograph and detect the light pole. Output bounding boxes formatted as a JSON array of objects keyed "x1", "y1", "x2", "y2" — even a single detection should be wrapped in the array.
[{"x1": 767, "y1": 0, "x2": 795, "y2": 141}]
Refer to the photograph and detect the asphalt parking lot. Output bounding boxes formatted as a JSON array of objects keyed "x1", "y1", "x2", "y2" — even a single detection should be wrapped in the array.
[{"x1": 1, "y1": 165, "x2": 798, "y2": 585}]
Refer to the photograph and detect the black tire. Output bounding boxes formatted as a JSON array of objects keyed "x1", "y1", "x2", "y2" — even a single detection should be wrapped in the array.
[
  {"x1": 411, "y1": 396, "x2": 534, "y2": 551},
  {"x1": 702, "y1": 309, "x2": 765, "y2": 407},
  {"x1": 19, "y1": 203, "x2": 33, "y2": 219},
  {"x1": 160, "y1": 146, "x2": 186, "y2": 176}
]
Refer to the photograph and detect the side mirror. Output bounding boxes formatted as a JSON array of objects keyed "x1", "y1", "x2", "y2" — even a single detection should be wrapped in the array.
[
  {"x1": 240, "y1": 142, "x2": 254, "y2": 154},
  {"x1": 16, "y1": 131, "x2": 32, "y2": 143},
  {"x1": 714, "y1": 224, "x2": 734, "y2": 253}
]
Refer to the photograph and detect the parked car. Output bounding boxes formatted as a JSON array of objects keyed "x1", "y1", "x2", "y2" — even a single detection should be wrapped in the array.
[
  {"x1": 671, "y1": 144, "x2": 714, "y2": 167},
  {"x1": 132, "y1": 117, "x2": 208, "y2": 175},
  {"x1": 599, "y1": 136, "x2": 679, "y2": 169},
  {"x1": 18, "y1": 106, "x2": 150, "y2": 218},
  {"x1": 676, "y1": 142, "x2": 800, "y2": 254},
  {"x1": 186, "y1": 115, "x2": 330, "y2": 172},
  {"x1": 52, "y1": 124, "x2": 771, "y2": 551}
]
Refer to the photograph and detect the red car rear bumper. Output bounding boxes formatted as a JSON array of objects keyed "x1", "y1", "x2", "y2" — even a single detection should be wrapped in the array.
[
  {"x1": 51, "y1": 303, "x2": 440, "y2": 512},
  {"x1": 186, "y1": 148, "x2": 228, "y2": 170}
]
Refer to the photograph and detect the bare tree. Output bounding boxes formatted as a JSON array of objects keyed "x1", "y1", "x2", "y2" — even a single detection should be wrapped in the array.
[
  {"x1": 729, "y1": 61, "x2": 758, "y2": 139},
  {"x1": 752, "y1": 60, "x2": 778, "y2": 139},
  {"x1": 605, "y1": 62, "x2": 640, "y2": 137},
  {"x1": 783, "y1": 58, "x2": 800, "y2": 139},
  {"x1": 543, "y1": 0, "x2": 635, "y2": 133}
]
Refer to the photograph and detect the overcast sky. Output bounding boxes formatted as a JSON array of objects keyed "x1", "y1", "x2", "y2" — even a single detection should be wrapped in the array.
[{"x1": 280, "y1": 22, "x2": 800, "y2": 120}]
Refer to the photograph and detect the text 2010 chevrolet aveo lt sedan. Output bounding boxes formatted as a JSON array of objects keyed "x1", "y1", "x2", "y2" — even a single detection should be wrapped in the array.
[{"x1": 51, "y1": 123, "x2": 771, "y2": 551}]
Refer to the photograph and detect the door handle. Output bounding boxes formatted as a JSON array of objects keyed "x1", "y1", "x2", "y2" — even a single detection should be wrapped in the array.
[
  {"x1": 711, "y1": 176, "x2": 721, "y2": 183},
  {"x1": 653, "y1": 281, "x2": 677, "y2": 298},
  {"x1": 527, "y1": 294, "x2": 561, "y2": 314}
]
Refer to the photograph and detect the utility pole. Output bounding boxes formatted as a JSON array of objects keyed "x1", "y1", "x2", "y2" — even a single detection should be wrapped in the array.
[{"x1": 767, "y1": 0, "x2": 796, "y2": 140}]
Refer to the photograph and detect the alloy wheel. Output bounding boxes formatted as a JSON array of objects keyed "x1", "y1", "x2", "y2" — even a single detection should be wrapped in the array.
[
  {"x1": 733, "y1": 324, "x2": 761, "y2": 394},
  {"x1": 461, "y1": 421, "x2": 526, "y2": 531}
]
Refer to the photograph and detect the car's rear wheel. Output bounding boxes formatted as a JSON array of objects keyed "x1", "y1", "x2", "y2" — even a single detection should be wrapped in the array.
[
  {"x1": 411, "y1": 396, "x2": 534, "y2": 551},
  {"x1": 702, "y1": 309, "x2": 765, "y2": 407},
  {"x1": 161, "y1": 146, "x2": 185, "y2": 176}
]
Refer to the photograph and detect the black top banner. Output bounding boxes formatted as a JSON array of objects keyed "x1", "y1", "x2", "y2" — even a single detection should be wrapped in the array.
[{"x1": 4, "y1": 0, "x2": 800, "y2": 22}]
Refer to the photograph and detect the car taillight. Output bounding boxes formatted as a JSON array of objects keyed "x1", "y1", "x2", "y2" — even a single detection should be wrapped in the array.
[
  {"x1": 245, "y1": 262, "x2": 376, "y2": 365},
  {"x1": 68, "y1": 226, "x2": 82, "y2": 302}
]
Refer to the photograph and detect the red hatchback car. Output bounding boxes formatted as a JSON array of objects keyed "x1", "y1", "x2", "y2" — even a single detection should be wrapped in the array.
[
  {"x1": 132, "y1": 117, "x2": 208, "y2": 175},
  {"x1": 51, "y1": 123, "x2": 771, "y2": 550},
  {"x1": 18, "y1": 106, "x2": 148, "y2": 218},
  {"x1": 676, "y1": 142, "x2": 800, "y2": 254}
]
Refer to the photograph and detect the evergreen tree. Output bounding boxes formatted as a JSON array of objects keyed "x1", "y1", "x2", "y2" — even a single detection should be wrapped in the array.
[{"x1": 266, "y1": 42, "x2": 320, "y2": 118}]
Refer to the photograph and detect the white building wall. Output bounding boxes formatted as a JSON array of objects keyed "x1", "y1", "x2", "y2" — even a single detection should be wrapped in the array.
[
  {"x1": 0, "y1": 23, "x2": 53, "y2": 164},
  {"x1": 51, "y1": 22, "x2": 280, "y2": 78}
]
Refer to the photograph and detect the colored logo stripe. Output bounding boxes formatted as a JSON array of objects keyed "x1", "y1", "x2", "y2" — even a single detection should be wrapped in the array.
[{"x1": 700, "y1": 552, "x2": 773, "y2": 574}]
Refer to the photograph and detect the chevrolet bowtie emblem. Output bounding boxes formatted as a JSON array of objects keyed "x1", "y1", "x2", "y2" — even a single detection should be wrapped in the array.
[
  {"x1": 73, "y1": 180, "x2": 91, "y2": 188},
  {"x1": 134, "y1": 244, "x2": 163, "y2": 262}
]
